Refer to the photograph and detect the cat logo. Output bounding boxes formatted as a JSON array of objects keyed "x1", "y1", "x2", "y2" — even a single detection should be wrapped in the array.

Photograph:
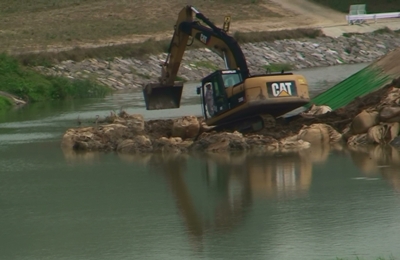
[
  {"x1": 267, "y1": 81, "x2": 297, "y2": 97},
  {"x1": 200, "y1": 33, "x2": 208, "y2": 44}
]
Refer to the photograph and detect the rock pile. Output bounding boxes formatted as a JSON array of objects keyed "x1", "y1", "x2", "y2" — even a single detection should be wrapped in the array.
[
  {"x1": 61, "y1": 109, "x2": 338, "y2": 154},
  {"x1": 61, "y1": 78, "x2": 400, "y2": 154},
  {"x1": 37, "y1": 32, "x2": 400, "y2": 90},
  {"x1": 345, "y1": 87, "x2": 400, "y2": 146}
]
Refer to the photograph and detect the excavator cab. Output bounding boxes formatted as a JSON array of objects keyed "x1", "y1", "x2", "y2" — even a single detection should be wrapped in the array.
[{"x1": 198, "y1": 70, "x2": 243, "y2": 119}]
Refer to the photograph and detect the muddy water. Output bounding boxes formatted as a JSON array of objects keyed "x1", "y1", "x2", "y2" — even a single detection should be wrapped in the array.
[{"x1": 2, "y1": 63, "x2": 400, "y2": 260}]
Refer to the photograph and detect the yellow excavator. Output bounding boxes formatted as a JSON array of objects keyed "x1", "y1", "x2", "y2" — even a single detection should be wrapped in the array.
[{"x1": 143, "y1": 5, "x2": 310, "y2": 131}]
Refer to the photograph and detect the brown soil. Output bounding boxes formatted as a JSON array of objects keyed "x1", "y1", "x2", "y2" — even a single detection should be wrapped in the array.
[
  {"x1": 1, "y1": 0, "x2": 346, "y2": 54},
  {"x1": 374, "y1": 48, "x2": 400, "y2": 77},
  {"x1": 145, "y1": 119, "x2": 174, "y2": 140}
]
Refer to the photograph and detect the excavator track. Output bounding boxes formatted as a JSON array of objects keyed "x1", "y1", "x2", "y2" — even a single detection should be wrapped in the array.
[{"x1": 210, "y1": 114, "x2": 276, "y2": 133}]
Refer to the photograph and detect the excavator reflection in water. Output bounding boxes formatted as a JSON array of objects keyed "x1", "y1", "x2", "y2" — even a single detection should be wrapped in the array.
[
  {"x1": 144, "y1": 148, "x2": 324, "y2": 249},
  {"x1": 143, "y1": 5, "x2": 310, "y2": 132}
]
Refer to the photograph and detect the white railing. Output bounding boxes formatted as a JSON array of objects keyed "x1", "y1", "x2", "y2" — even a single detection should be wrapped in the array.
[{"x1": 346, "y1": 12, "x2": 400, "y2": 24}]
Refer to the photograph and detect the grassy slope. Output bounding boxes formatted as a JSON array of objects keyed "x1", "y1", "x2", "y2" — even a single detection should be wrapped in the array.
[
  {"x1": 0, "y1": 53, "x2": 110, "y2": 107},
  {"x1": 0, "y1": 96, "x2": 12, "y2": 111},
  {"x1": 310, "y1": 0, "x2": 400, "y2": 13}
]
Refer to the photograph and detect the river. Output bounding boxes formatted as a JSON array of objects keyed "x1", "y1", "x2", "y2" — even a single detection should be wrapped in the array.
[{"x1": 1, "y1": 63, "x2": 400, "y2": 260}]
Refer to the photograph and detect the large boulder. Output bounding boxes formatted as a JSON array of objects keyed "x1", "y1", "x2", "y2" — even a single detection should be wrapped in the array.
[
  {"x1": 351, "y1": 110, "x2": 380, "y2": 134},
  {"x1": 171, "y1": 116, "x2": 200, "y2": 139},
  {"x1": 379, "y1": 106, "x2": 400, "y2": 123},
  {"x1": 245, "y1": 135, "x2": 279, "y2": 152},
  {"x1": 145, "y1": 119, "x2": 174, "y2": 139},
  {"x1": 62, "y1": 116, "x2": 143, "y2": 152},
  {"x1": 101, "y1": 124, "x2": 130, "y2": 141},
  {"x1": 116, "y1": 135, "x2": 153, "y2": 153},
  {"x1": 112, "y1": 114, "x2": 145, "y2": 133},
  {"x1": 61, "y1": 127, "x2": 106, "y2": 151},
  {"x1": 279, "y1": 136, "x2": 311, "y2": 152},
  {"x1": 347, "y1": 133, "x2": 368, "y2": 146},
  {"x1": 381, "y1": 87, "x2": 400, "y2": 106},
  {"x1": 367, "y1": 122, "x2": 400, "y2": 144},
  {"x1": 297, "y1": 123, "x2": 342, "y2": 145}
]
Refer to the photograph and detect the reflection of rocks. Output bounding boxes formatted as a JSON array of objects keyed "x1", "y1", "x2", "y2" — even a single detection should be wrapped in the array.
[
  {"x1": 247, "y1": 151, "x2": 313, "y2": 200},
  {"x1": 61, "y1": 146, "x2": 100, "y2": 164},
  {"x1": 381, "y1": 167, "x2": 400, "y2": 192},
  {"x1": 298, "y1": 144, "x2": 331, "y2": 164},
  {"x1": 117, "y1": 152, "x2": 153, "y2": 165},
  {"x1": 347, "y1": 143, "x2": 400, "y2": 192},
  {"x1": 348, "y1": 144, "x2": 400, "y2": 175}
]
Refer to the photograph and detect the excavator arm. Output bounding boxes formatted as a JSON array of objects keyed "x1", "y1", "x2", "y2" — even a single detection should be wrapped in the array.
[{"x1": 143, "y1": 5, "x2": 249, "y2": 110}]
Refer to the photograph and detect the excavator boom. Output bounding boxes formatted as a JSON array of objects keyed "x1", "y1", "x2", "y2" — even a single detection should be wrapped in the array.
[{"x1": 143, "y1": 5, "x2": 247, "y2": 110}]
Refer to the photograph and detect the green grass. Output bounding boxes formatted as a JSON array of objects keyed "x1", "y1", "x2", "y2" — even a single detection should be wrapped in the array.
[
  {"x1": 372, "y1": 27, "x2": 396, "y2": 35},
  {"x1": 15, "y1": 38, "x2": 171, "y2": 67},
  {"x1": 343, "y1": 27, "x2": 398, "y2": 37},
  {"x1": 0, "y1": 53, "x2": 110, "y2": 104},
  {"x1": 263, "y1": 63, "x2": 293, "y2": 73},
  {"x1": 0, "y1": 96, "x2": 12, "y2": 111},
  {"x1": 175, "y1": 76, "x2": 188, "y2": 82},
  {"x1": 310, "y1": 0, "x2": 400, "y2": 13}
]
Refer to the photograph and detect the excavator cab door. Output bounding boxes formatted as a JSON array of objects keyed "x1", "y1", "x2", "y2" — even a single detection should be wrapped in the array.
[{"x1": 201, "y1": 71, "x2": 229, "y2": 118}]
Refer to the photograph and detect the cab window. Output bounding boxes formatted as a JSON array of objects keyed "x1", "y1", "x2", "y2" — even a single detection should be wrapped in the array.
[{"x1": 222, "y1": 73, "x2": 242, "y2": 88}]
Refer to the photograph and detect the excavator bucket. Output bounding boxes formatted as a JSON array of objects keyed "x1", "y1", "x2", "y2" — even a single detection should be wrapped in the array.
[{"x1": 142, "y1": 82, "x2": 184, "y2": 110}]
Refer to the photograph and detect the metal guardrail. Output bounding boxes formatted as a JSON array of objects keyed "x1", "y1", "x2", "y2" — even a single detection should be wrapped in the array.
[{"x1": 346, "y1": 12, "x2": 400, "y2": 25}]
